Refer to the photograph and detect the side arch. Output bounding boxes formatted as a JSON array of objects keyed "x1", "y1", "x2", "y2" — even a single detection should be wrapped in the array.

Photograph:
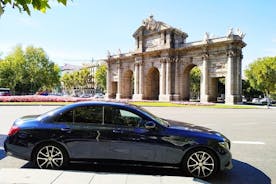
[
  {"x1": 144, "y1": 67, "x2": 160, "y2": 100},
  {"x1": 121, "y1": 70, "x2": 134, "y2": 99}
]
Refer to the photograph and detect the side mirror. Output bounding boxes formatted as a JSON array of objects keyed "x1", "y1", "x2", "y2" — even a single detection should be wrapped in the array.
[{"x1": 145, "y1": 121, "x2": 156, "y2": 129}]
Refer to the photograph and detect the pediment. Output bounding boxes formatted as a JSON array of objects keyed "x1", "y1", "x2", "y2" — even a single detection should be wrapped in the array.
[{"x1": 133, "y1": 15, "x2": 176, "y2": 37}]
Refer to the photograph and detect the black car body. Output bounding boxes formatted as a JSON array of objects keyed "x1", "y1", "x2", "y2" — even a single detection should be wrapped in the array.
[{"x1": 4, "y1": 101, "x2": 232, "y2": 179}]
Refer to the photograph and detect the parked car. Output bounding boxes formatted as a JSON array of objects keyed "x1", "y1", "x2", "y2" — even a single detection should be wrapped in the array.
[
  {"x1": 4, "y1": 101, "x2": 232, "y2": 179},
  {"x1": 79, "y1": 94, "x2": 92, "y2": 98},
  {"x1": 259, "y1": 97, "x2": 272, "y2": 105},
  {"x1": 252, "y1": 97, "x2": 273, "y2": 105},
  {"x1": 0, "y1": 88, "x2": 11, "y2": 96},
  {"x1": 94, "y1": 93, "x2": 104, "y2": 99},
  {"x1": 252, "y1": 98, "x2": 261, "y2": 104}
]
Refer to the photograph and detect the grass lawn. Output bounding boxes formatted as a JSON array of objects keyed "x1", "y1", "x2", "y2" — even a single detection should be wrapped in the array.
[
  {"x1": 130, "y1": 101, "x2": 259, "y2": 109},
  {"x1": 0, "y1": 101, "x2": 262, "y2": 109}
]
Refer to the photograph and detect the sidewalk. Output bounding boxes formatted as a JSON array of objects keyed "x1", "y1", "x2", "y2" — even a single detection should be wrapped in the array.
[{"x1": 0, "y1": 168, "x2": 209, "y2": 184}]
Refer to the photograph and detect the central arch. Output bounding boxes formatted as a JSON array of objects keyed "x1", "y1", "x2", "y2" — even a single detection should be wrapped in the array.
[
  {"x1": 144, "y1": 67, "x2": 160, "y2": 100},
  {"x1": 182, "y1": 64, "x2": 201, "y2": 101}
]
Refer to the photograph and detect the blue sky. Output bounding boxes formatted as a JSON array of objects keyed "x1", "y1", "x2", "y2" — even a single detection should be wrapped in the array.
[{"x1": 0, "y1": 0, "x2": 276, "y2": 73}]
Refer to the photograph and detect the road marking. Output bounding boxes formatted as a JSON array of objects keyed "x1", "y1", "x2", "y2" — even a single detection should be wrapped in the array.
[
  {"x1": 232, "y1": 141, "x2": 265, "y2": 145},
  {"x1": 0, "y1": 146, "x2": 4, "y2": 150}
]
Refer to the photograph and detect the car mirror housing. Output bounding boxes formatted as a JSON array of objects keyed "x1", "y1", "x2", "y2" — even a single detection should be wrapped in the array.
[{"x1": 145, "y1": 121, "x2": 156, "y2": 129}]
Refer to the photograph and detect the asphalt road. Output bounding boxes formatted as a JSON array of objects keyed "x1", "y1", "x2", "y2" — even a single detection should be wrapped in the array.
[{"x1": 0, "y1": 105, "x2": 275, "y2": 184}]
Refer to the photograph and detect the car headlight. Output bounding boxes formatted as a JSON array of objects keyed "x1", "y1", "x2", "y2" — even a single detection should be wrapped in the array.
[{"x1": 219, "y1": 141, "x2": 230, "y2": 150}]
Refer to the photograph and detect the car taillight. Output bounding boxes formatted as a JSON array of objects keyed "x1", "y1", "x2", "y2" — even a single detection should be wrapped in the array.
[{"x1": 8, "y1": 126, "x2": 20, "y2": 136}]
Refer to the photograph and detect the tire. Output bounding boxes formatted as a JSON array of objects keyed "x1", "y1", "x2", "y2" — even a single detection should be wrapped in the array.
[
  {"x1": 33, "y1": 143, "x2": 68, "y2": 169},
  {"x1": 182, "y1": 147, "x2": 218, "y2": 179}
]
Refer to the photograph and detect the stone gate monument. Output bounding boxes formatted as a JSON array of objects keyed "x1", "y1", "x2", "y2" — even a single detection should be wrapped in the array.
[{"x1": 106, "y1": 16, "x2": 246, "y2": 104}]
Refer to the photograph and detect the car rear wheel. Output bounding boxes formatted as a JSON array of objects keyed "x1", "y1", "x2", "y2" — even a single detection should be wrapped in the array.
[
  {"x1": 183, "y1": 148, "x2": 218, "y2": 179},
  {"x1": 33, "y1": 143, "x2": 68, "y2": 169}
]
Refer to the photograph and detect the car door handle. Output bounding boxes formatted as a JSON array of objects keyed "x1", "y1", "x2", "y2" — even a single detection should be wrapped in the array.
[
  {"x1": 112, "y1": 129, "x2": 123, "y2": 134},
  {"x1": 61, "y1": 128, "x2": 71, "y2": 132}
]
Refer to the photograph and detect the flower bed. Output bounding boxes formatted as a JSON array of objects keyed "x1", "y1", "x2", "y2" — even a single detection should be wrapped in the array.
[{"x1": 0, "y1": 95, "x2": 92, "y2": 102}]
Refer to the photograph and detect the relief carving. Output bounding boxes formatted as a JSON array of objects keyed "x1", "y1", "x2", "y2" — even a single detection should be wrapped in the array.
[{"x1": 142, "y1": 15, "x2": 161, "y2": 31}]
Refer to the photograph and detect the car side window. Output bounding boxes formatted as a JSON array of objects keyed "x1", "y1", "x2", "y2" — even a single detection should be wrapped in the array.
[
  {"x1": 104, "y1": 106, "x2": 143, "y2": 127},
  {"x1": 55, "y1": 110, "x2": 74, "y2": 123},
  {"x1": 54, "y1": 106, "x2": 103, "y2": 124},
  {"x1": 74, "y1": 106, "x2": 103, "y2": 124}
]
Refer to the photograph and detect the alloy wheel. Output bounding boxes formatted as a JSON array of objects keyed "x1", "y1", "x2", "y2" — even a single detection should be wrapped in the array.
[
  {"x1": 36, "y1": 145, "x2": 64, "y2": 169},
  {"x1": 186, "y1": 150, "x2": 215, "y2": 178}
]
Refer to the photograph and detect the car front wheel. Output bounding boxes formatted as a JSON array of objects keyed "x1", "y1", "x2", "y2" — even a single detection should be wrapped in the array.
[
  {"x1": 33, "y1": 143, "x2": 68, "y2": 169},
  {"x1": 183, "y1": 148, "x2": 218, "y2": 179}
]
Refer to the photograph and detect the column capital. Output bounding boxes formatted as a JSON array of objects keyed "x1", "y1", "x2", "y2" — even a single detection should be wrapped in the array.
[
  {"x1": 116, "y1": 60, "x2": 121, "y2": 66},
  {"x1": 160, "y1": 57, "x2": 169, "y2": 63},
  {"x1": 227, "y1": 50, "x2": 236, "y2": 58},
  {"x1": 202, "y1": 53, "x2": 209, "y2": 60}
]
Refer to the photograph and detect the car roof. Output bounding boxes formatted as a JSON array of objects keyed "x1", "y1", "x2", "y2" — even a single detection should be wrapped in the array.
[{"x1": 64, "y1": 101, "x2": 136, "y2": 109}]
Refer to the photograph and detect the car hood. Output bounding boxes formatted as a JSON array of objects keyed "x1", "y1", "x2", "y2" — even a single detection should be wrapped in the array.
[{"x1": 165, "y1": 119, "x2": 224, "y2": 138}]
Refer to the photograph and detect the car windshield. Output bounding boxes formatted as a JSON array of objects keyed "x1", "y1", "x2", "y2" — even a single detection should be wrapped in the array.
[{"x1": 134, "y1": 105, "x2": 170, "y2": 127}]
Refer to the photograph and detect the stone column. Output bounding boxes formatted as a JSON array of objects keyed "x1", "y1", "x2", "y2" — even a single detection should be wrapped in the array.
[
  {"x1": 166, "y1": 60, "x2": 171, "y2": 94},
  {"x1": 159, "y1": 59, "x2": 166, "y2": 100},
  {"x1": 164, "y1": 59, "x2": 172, "y2": 101},
  {"x1": 116, "y1": 61, "x2": 121, "y2": 100},
  {"x1": 139, "y1": 62, "x2": 144, "y2": 95},
  {"x1": 200, "y1": 54, "x2": 209, "y2": 103},
  {"x1": 225, "y1": 51, "x2": 235, "y2": 104},
  {"x1": 236, "y1": 53, "x2": 242, "y2": 102},
  {"x1": 132, "y1": 59, "x2": 143, "y2": 100},
  {"x1": 134, "y1": 63, "x2": 139, "y2": 94},
  {"x1": 173, "y1": 59, "x2": 180, "y2": 100}
]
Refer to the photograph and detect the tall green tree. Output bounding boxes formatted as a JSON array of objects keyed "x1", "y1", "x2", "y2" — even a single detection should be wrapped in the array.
[
  {"x1": 95, "y1": 64, "x2": 107, "y2": 92},
  {"x1": 0, "y1": 46, "x2": 24, "y2": 94},
  {"x1": 61, "y1": 72, "x2": 75, "y2": 94},
  {"x1": 242, "y1": 79, "x2": 263, "y2": 99},
  {"x1": 0, "y1": 45, "x2": 60, "y2": 94},
  {"x1": 61, "y1": 68, "x2": 91, "y2": 95},
  {"x1": 0, "y1": 0, "x2": 68, "y2": 16},
  {"x1": 245, "y1": 56, "x2": 276, "y2": 98}
]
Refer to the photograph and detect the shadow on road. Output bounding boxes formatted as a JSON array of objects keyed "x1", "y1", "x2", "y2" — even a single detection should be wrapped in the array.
[
  {"x1": 209, "y1": 159, "x2": 271, "y2": 184},
  {"x1": 0, "y1": 134, "x2": 7, "y2": 160},
  {"x1": 21, "y1": 159, "x2": 271, "y2": 184}
]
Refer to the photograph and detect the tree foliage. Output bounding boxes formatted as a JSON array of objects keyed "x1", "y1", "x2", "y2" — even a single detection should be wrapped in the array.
[
  {"x1": 242, "y1": 79, "x2": 262, "y2": 99},
  {"x1": 0, "y1": 45, "x2": 60, "y2": 94},
  {"x1": 189, "y1": 66, "x2": 201, "y2": 99},
  {"x1": 245, "y1": 56, "x2": 276, "y2": 97},
  {"x1": 61, "y1": 68, "x2": 91, "y2": 95},
  {"x1": 0, "y1": 0, "x2": 68, "y2": 16},
  {"x1": 95, "y1": 64, "x2": 107, "y2": 92}
]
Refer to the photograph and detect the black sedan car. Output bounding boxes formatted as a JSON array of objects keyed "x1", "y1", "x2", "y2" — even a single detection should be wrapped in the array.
[{"x1": 4, "y1": 101, "x2": 232, "y2": 179}]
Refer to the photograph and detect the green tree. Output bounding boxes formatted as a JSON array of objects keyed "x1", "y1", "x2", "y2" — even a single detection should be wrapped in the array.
[
  {"x1": 0, "y1": 0, "x2": 68, "y2": 16},
  {"x1": 0, "y1": 46, "x2": 24, "y2": 94},
  {"x1": 95, "y1": 64, "x2": 107, "y2": 92},
  {"x1": 0, "y1": 45, "x2": 60, "y2": 94},
  {"x1": 61, "y1": 72, "x2": 74, "y2": 94},
  {"x1": 242, "y1": 79, "x2": 262, "y2": 100},
  {"x1": 78, "y1": 68, "x2": 90, "y2": 90},
  {"x1": 245, "y1": 56, "x2": 276, "y2": 98},
  {"x1": 190, "y1": 66, "x2": 201, "y2": 99},
  {"x1": 61, "y1": 68, "x2": 90, "y2": 95}
]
